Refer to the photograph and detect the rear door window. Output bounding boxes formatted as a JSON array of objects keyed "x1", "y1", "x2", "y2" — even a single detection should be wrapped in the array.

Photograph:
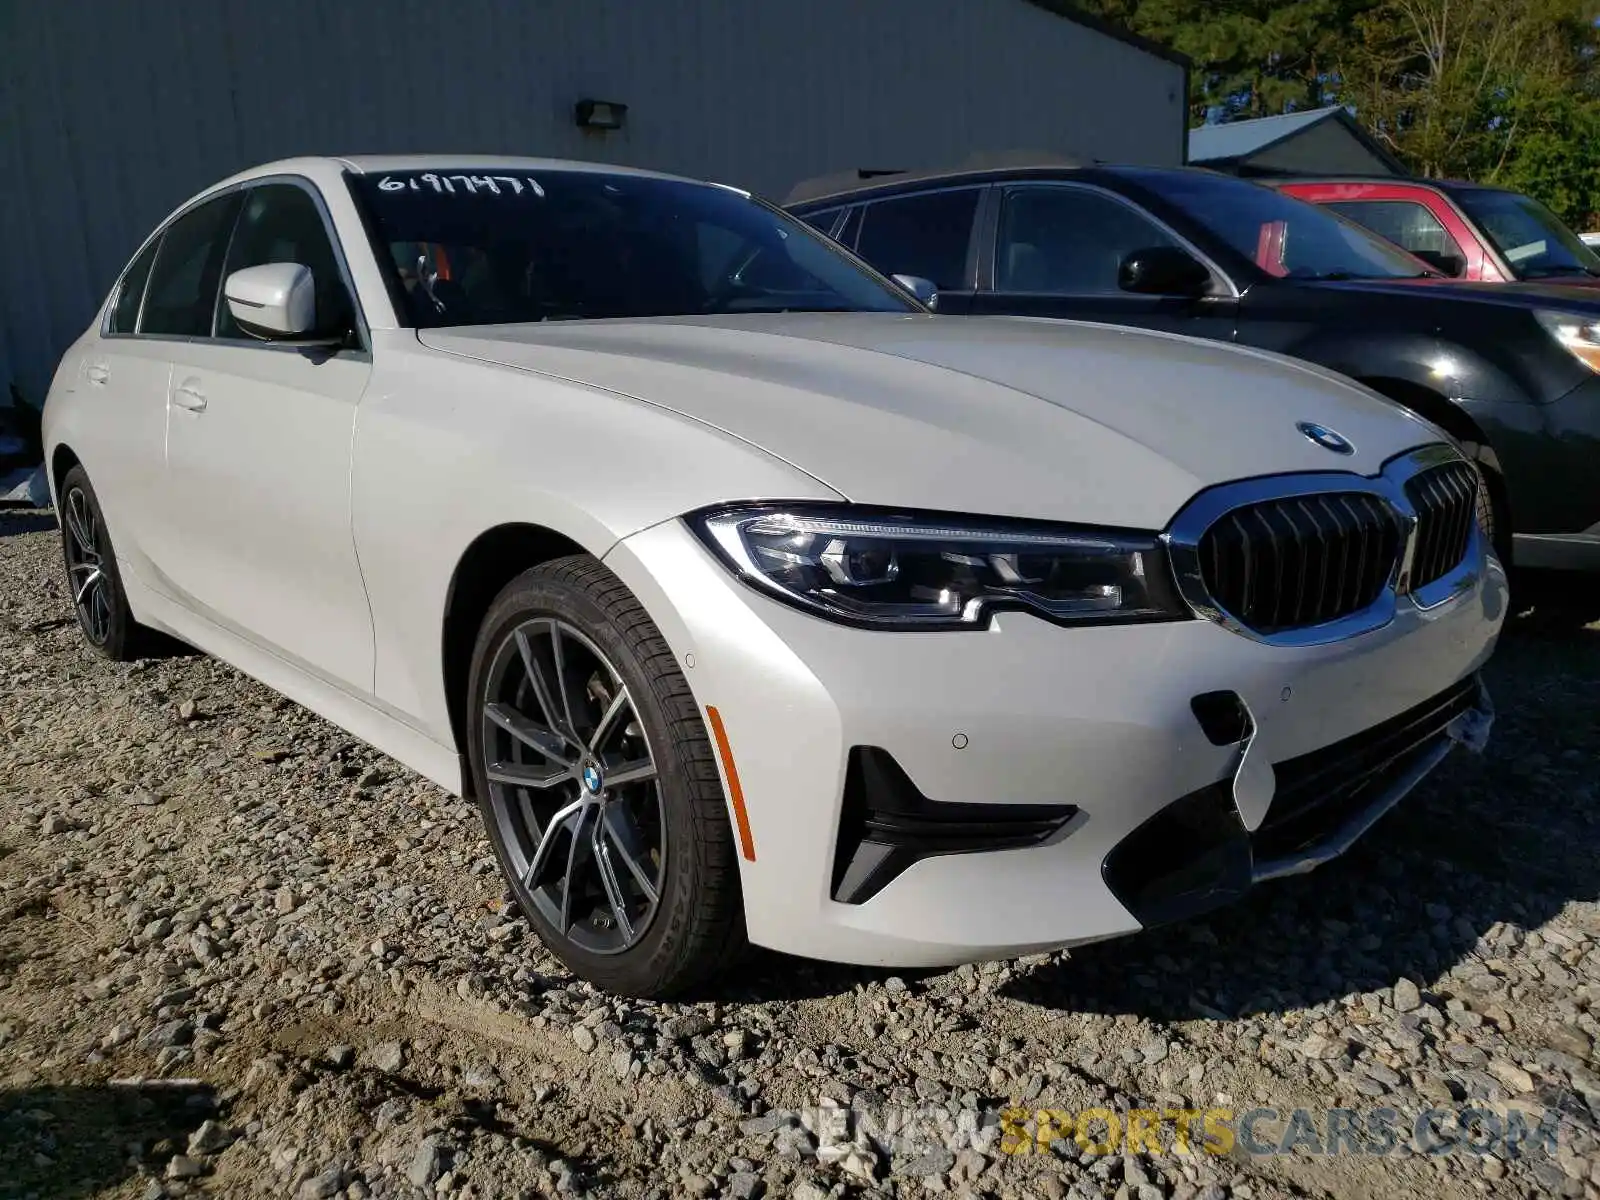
[
  {"x1": 854, "y1": 190, "x2": 980, "y2": 290},
  {"x1": 140, "y1": 193, "x2": 243, "y2": 337}
]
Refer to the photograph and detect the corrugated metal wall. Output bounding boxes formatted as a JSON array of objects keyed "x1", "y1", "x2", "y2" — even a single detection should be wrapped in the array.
[{"x1": 0, "y1": 0, "x2": 1184, "y2": 402}]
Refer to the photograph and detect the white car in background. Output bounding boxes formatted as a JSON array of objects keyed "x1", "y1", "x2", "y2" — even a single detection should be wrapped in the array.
[
  {"x1": 44, "y1": 156, "x2": 1503, "y2": 997},
  {"x1": 1583, "y1": 232, "x2": 1600, "y2": 250}
]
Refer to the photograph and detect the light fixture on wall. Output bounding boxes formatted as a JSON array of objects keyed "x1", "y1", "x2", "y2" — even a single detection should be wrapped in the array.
[{"x1": 574, "y1": 99, "x2": 628, "y2": 132}]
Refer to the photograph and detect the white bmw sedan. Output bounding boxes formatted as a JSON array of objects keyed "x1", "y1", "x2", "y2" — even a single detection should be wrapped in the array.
[{"x1": 44, "y1": 156, "x2": 1504, "y2": 997}]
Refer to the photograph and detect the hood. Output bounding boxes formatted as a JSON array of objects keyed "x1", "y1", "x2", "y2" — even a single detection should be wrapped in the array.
[
  {"x1": 419, "y1": 313, "x2": 1442, "y2": 529},
  {"x1": 1295, "y1": 275, "x2": 1600, "y2": 310}
]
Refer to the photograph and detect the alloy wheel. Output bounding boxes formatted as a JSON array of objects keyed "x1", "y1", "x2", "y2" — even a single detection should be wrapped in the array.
[
  {"x1": 63, "y1": 486, "x2": 113, "y2": 645},
  {"x1": 480, "y1": 617, "x2": 665, "y2": 955}
]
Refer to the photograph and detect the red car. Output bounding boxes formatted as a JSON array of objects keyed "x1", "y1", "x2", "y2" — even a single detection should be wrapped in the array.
[{"x1": 1276, "y1": 177, "x2": 1600, "y2": 289}]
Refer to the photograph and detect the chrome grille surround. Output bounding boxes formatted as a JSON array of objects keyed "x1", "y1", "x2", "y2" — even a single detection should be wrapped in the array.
[{"x1": 1164, "y1": 444, "x2": 1487, "y2": 647}]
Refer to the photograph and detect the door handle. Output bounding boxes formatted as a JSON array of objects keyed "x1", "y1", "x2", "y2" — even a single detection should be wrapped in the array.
[
  {"x1": 172, "y1": 381, "x2": 207, "y2": 412},
  {"x1": 85, "y1": 363, "x2": 109, "y2": 386}
]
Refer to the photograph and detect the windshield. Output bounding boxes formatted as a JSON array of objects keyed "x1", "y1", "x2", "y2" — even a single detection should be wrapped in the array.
[
  {"x1": 1129, "y1": 170, "x2": 1434, "y2": 282},
  {"x1": 1452, "y1": 188, "x2": 1600, "y2": 279},
  {"x1": 349, "y1": 169, "x2": 916, "y2": 326}
]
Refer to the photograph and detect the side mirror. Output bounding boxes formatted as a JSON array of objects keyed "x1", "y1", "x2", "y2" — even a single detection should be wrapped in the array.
[
  {"x1": 891, "y1": 273, "x2": 939, "y2": 310},
  {"x1": 1411, "y1": 249, "x2": 1465, "y2": 277},
  {"x1": 1117, "y1": 246, "x2": 1212, "y2": 298},
  {"x1": 224, "y1": 262, "x2": 318, "y2": 339}
]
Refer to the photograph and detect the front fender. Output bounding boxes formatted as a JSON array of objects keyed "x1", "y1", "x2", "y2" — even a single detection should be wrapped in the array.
[{"x1": 352, "y1": 333, "x2": 840, "y2": 747}]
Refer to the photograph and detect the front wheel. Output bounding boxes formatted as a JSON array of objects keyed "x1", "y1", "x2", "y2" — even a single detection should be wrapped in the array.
[{"x1": 466, "y1": 556, "x2": 745, "y2": 997}]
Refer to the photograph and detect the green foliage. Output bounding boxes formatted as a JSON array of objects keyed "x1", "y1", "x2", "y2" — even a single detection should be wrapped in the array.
[
  {"x1": 1073, "y1": 0, "x2": 1600, "y2": 228},
  {"x1": 1491, "y1": 83, "x2": 1600, "y2": 227},
  {"x1": 1079, "y1": 0, "x2": 1380, "y2": 121}
]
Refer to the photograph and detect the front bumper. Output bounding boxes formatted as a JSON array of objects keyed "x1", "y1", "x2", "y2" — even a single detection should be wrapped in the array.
[
  {"x1": 1102, "y1": 674, "x2": 1492, "y2": 928},
  {"x1": 605, "y1": 520, "x2": 1507, "y2": 968}
]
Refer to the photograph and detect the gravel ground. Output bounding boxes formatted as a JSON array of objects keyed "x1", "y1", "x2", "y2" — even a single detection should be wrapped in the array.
[{"x1": 3, "y1": 506, "x2": 1600, "y2": 1200}]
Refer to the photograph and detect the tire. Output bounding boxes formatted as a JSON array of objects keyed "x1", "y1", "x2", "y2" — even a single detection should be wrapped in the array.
[
  {"x1": 465, "y1": 555, "x2": 745, "y2": 997},
  {"x1": 1473, "y1": 463, "x2": 1512, "y2": 571},
  {"x1": 57, "y1": 465, "x2": 150, "y2": 661}
]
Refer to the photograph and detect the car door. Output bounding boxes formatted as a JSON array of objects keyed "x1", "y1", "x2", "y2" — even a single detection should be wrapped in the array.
[
  {"x1": 158, "y1": 179, "x2": 376, "y2": 695},
  {"x1": 848, "y1": 188, "x2": 983, "y2": 313},
  {"x1": 1280, "y1": 183, "x2": 1504, "y2": 283},
  {"x1": 75, "y1": 232, "x2": 174, "y2": 582},
  {"x1": 967, "y1": 183, "x2": 1239, "y2": 339}
]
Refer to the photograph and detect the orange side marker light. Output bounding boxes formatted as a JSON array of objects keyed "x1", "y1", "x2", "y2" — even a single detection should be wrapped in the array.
[{"x1": 706, "y1": 705, "x2": 756, "y2": 861}]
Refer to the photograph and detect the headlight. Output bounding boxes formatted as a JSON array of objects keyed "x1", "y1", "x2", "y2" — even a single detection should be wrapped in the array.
[
  {"x1": 690, "y1": 506, "x2": 1189, "y2": 629},
  {"x1": 1536, "y1": 310, "x2": 1600, "y2": 373}
]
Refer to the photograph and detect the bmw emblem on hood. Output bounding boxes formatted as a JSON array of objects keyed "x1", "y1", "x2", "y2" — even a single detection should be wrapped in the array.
[{"x1": 1297, "y1": 422, "x2": 1354, "y2": 455}]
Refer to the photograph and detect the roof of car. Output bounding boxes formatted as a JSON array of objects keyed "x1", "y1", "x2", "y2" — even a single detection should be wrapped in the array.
[
  {"x1": 784, "y1": 162, "x2": 1228, "y2": 207},
  {"x1": 1269, "y1": 174, "x2": 1500, "y2": 194},
  {"x1": 785, "y1": 162, "x2": 1099, "y2": 207},
  {"x1": 337, "y1": 154, "x2": 698, "y2": 180},
  {"x1": 215, "y1": 154, "x2": 728, "y2": 191},
  {"x1": 1429, "y1": 178, "x2": 1518, "y2": 195}
]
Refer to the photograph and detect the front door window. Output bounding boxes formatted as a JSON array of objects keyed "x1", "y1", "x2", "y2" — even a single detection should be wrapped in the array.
[{"x1": 996, "y1": 187, "x2": 1178, "y2": 294}]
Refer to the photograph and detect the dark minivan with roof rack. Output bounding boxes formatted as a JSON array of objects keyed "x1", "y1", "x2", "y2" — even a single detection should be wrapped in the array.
[{"x1": 787, "y1": 164, "x2": 1600, "y2": 578}]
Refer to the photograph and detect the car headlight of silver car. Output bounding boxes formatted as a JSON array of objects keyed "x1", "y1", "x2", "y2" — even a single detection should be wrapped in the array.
[{"x1": 690, "y1": 506, "x2": 1189, "y2": 629}]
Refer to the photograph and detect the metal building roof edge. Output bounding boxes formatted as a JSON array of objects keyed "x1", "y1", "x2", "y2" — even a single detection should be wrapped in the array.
[
  {"x1": 1018, "y1": 0, "x2": 1190, "y2": 67},
  {"x1": 1189, "y1": 106, "x2": 1408, "y2": 176}
]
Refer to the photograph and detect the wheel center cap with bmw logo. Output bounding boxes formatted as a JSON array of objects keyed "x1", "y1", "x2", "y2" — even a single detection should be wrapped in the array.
[
  {"x1": 581, "y1": 761, "x2": 604, "y2": 794},
  {"x1": 1297, "y1": 421, "x2": 1354, "y2": 455}
]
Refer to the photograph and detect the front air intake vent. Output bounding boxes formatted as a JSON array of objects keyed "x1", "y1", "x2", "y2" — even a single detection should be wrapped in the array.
[{"x1": 830, "y1": 747, "x2": 1078, "y2": 905}]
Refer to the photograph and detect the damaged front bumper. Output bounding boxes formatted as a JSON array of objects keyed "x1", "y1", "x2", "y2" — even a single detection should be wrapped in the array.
[
  {"x1": 1101, "y1": 675, "x2": 1494, "y2": 929},
  {"x1": 610, "y1": 514, "x2": 1505, "y2": 967}
]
